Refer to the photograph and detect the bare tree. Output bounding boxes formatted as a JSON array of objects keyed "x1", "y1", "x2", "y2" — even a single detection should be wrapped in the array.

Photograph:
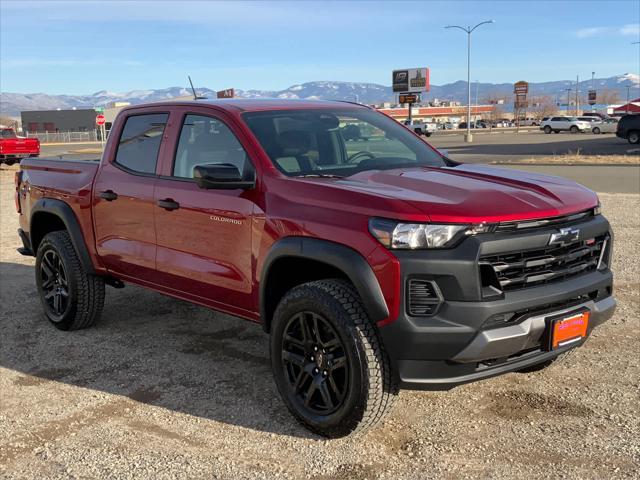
[
  {"x1": 529, "y1": 96, "x2": 557, "y2": 121},
  {"x1": 0, "y1": 116, "x2": 19, "y2": 129},
  {"x1": 482, "y1": 95, "x2": 507, "y2": 126}
]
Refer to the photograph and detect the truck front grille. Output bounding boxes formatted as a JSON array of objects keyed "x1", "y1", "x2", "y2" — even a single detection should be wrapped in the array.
[{"x1": 480, "y1": 234, "x2": 608, "y2": 292}]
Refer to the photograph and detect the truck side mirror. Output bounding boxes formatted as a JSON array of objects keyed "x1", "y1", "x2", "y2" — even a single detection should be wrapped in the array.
[{"x1": 193, "y1": 163, "x2": 255, "y2": 190}]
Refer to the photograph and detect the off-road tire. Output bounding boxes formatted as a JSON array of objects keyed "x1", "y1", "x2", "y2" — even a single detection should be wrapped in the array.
[
  {"x1": 628, "y1": 130, "x2": 640, "y2": 144},
  {"x1": 35, "y1": 231, "x2": 105, "y2": 330},
  {"x1": 270, "y1": 279, "x2": 398, "y2": 438}
]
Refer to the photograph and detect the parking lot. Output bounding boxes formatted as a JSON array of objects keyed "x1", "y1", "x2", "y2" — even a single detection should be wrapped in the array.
[
  {"x1": 1, "y1": 145, "x2": 639, "y2": 479},
  {"x1": 430, "y1": 130, "x2": 637, "y2": 162}
]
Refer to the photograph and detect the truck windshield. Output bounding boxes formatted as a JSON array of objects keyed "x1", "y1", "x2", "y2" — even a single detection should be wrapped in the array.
[
  {"x1": 1, "y1": 129, "x2": 17, "y2": 139},
  {"x1": 243, "y1": 108, "x2": 446, "y2": 177}
]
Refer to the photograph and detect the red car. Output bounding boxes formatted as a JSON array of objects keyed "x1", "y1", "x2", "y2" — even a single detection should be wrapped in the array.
[
  {"x1": 0, "y1": 128, "x2": 39, "y2": 165},
  {"x1": 15, "y1": 100, "x2": 615, "y2": 437}
]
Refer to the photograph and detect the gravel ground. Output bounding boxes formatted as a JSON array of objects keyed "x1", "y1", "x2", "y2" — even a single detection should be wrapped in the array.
[{"x1": 1, "y1": 165, "x2": 638, "y2": 479}]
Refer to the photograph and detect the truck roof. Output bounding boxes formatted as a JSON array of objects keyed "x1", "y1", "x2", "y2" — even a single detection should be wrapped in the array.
[{"x1": 120, "y1": 98, "x2": 368, "y2": 114}]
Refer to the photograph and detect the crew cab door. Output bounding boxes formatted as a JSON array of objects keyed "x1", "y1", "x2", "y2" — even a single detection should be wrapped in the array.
[
  {"x1": 92, "y1": 110, "x2": 169, "y2": 280},
  {"x1": 153, "y1": 109, "x2": 258, "y2": 316}
]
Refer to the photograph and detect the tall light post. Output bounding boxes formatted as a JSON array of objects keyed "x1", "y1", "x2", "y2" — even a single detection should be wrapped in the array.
[{"x1": 445, "y1": 20, "x2": 494, "y2": 142}]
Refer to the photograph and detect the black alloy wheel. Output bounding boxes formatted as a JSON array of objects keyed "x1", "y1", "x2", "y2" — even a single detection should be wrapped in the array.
[
  {"x1": 281, "y1": 311, "x2": 348, "y2": 416},
  {"x1": 40, "y1": 249, "x2": 70, "y2": 319}
]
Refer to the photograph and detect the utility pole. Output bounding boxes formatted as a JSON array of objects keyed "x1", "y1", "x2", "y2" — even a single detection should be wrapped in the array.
[
  {"x1": 575, "y1": 75, "x2": 579, "y2": 116},
  {"x1": 565, "y1": 88, "x2": 572, "y2": 114},
  {"x1": 445, "y1": 20, "x2": 494, "y2": 142},
  {"x1": 591, "y1": 71, "x2": 595, "y2": 112}
]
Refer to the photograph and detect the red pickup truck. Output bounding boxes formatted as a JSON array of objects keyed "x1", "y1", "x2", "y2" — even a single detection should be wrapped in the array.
[
  {"x1": 15, "y1": 100, "x2": 615, "y2": 437},
  {"x1": 1, "y1": 128, "x2": 40, "y2": 165}
]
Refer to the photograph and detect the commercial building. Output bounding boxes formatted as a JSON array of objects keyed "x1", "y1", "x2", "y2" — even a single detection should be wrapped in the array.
[{"x1": 21, "y1": 109, "x2": 98, "y2": 133}]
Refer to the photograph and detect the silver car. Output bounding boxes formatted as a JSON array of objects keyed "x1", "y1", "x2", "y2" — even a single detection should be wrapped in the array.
[{"x1": 591, "y1": 118, "x2": 618, "y2": 134}]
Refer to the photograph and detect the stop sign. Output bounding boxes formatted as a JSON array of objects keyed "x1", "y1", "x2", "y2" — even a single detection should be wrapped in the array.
[{"x1": 96, "y1": 114, "x2": 106, "y2": 126}]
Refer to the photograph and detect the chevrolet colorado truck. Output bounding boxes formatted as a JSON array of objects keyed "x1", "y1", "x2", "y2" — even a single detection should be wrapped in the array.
[
  {"x1": 1, "y1": 128, "x2": 39, "y2": 165},
  {"x1": 15, "y1": 99, "x2": 616, "y2": 438}
]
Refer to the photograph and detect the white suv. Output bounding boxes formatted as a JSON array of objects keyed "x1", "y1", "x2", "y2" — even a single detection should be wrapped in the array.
[{"x1": 540, "y1": 116, "x2": 591, "y2": 134}]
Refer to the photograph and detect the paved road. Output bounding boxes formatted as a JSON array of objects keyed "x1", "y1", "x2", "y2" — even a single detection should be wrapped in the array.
[{"x1": 429, "y1": 131, "x2": 636, "y2": 162}]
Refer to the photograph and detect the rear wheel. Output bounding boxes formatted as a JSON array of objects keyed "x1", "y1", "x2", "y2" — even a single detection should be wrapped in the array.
[
  {"x1": 570, "y1": 125, "x2": 579, "y2": 133},
  {"x1": 36, "y1": 231, "x2": 105, "y2": 330},
  {"x1": 628, "y1": 130, "x2": 640, "y2": 144},
  {"x1": 592, "y1": 127, "x2": 601, "y2": 134},
  {"x1": 543, "y1": 126, "x2": 552, "y2": 134},
  {"x1": 270, "y1": 279, "x2": 397, "y2": 438}
]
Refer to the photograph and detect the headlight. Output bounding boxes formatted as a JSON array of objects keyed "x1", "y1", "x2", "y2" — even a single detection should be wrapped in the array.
[{"x1": 369, "y1": 218, "x2": 483, "y2": 249}]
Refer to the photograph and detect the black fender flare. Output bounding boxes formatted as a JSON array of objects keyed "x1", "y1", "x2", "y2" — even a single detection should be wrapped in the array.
[
  {"x1": 260, "y1": 237, "x2": 389, "y2": 331},
  {"x1": 30, "y1": 198, "x2": 96, "y2": 274}
]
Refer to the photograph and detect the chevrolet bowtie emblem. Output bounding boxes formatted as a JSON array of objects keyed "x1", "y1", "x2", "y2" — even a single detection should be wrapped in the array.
[{"x1": 549, "y1": 227, "x2": 580, "y2": 246}]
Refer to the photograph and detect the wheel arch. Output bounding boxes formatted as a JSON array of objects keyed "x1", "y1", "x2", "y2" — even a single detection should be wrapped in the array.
[
  {"x1": 30, "y1": 198, "x2": 96, "y2": 274},
  {"x1": 260, "y1": 237, "x2": 389, "y2": 332}
]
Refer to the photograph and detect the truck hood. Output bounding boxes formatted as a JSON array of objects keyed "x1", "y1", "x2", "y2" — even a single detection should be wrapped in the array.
[{"x1": 331, "y1": 164, "x2": 598, "y2": 223}]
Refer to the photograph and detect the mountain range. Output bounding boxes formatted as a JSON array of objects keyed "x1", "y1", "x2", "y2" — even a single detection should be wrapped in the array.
[{"x1": 1, "y1": 74, "x2": 638, "y2": 117}]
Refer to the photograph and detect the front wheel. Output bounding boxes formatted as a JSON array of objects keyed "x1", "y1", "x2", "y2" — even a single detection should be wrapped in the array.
[
  {"x1": 628, "y1": 130, "x2": 640, "y2": 144},
  {"x1": 543, "y1": 126, "x2": 552, "y2": 134},
  {"x1": 36, "y1": 231, "x2": 105, "y2": 330},
  {"x1": 570, "y1": 125, "x2": 579, "y2": 133},
  {"x1": 592, "y1": 127, "x2": 601, "y2": 134},
  {"x1": 270, "y1": 279, "x2": 397, "y2": 438}
]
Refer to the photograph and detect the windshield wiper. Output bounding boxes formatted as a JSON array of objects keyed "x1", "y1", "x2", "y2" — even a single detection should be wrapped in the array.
[{"x1": 297, "y1": 173, "x2": 343, "y2": 179}]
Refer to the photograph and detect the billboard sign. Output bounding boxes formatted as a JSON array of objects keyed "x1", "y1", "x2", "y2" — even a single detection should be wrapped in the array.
[
  {"x1": 217, "y1": 88, "x2": 235, "y2": 99},
  {"x1": 588, "y1": 89, "x2": 597, "y2": 105},
  {"x1": 393, "y1": 68, "x2": 430, "y2": 93},
  {"x1": 399, "y1": 93, "x2": 419, "y2": 104}
]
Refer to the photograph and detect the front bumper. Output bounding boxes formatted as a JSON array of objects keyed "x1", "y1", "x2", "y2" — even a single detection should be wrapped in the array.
[{"x1": 378, "y1": 214, "x2": 615, "y2": 390}]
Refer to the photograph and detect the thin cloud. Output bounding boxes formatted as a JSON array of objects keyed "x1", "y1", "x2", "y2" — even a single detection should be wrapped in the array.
[
  {"x1": 620, "y1": 24, "x2": 640, "y2": 36},
  {"x1": 576, "y1": 24, "x2": 639, "y2": 38}
]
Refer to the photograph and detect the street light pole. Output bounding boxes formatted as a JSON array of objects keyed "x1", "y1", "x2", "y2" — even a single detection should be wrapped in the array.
[{"x1": 445, "y1": 20, "x2": 494, "y2": 143}]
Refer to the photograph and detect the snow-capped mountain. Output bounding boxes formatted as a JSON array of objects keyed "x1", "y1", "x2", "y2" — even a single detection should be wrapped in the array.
[{"x1": 1, "y1": 75, "x2": 638, "y2": 117}]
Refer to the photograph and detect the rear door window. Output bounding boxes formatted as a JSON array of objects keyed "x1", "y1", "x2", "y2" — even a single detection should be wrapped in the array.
[{"x1": 114, "y1": 113, "x2": 168, "y2": 174}]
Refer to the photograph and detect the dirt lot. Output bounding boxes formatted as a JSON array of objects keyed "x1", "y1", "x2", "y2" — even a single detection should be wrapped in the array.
[{"x1": 1, "y1": 165, "x2": 638, "y2": 479}]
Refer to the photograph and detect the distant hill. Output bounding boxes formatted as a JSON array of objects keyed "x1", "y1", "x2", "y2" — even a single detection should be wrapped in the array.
[{"x1": 1, "y1": 74, "x2": 638, "y2": 117}]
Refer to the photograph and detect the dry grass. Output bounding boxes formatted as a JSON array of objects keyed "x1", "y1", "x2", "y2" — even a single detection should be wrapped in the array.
[{"x1": 492, "y1": 151, "x2": 639, "y2": 165}]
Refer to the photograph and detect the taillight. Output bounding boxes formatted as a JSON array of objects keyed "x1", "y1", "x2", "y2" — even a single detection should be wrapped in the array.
[{"x1": 14, "y1": 170, "x2": 23, "y2": 213}]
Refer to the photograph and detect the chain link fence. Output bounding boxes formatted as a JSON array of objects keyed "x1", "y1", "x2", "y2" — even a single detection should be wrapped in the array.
[{"x1": 24, "y1": 130, "x2": 102, "y2": 143}]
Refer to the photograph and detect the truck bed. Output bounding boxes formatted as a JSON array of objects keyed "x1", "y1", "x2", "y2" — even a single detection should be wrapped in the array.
[{"x1": 20, "y1": 157, "x2": 100, "y2": 197}]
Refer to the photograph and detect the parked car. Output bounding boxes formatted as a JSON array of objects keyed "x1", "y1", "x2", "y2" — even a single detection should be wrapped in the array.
[
  {"x1": 15, "y1": 99, "x2": 616, "y2": 438},
  {"x1": 403, "y1": 119, "x2": 437, "y2": 137},
  {"x1": 581, "y1": 112, "x2": 607, "y2": 120},
  {"x1": 516, "y1": 118, "x2": 540, "y2": 127},
  {"x1": 441, "y1": 122, "x2": 456, "y2": 130},
  {"x1": 540, "y1": 116, "x2": 592, "y2": 134},
  {"x1": 616, "y1": 114, "x2": 640, "y2": 144},
  {"x1": 0, "y1": 128, "x2": 40, "y2": 165},
  {"x1": 577, "y1": 116, "x2": 600, "y2": 124},
  {"x1": 591, "y1": 118, "x2": 618, "y2": 134}
]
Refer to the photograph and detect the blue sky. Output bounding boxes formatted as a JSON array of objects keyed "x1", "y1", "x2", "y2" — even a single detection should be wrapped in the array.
[{"x1": 1, "y1": 0, "x2": 639, "y2": 95}]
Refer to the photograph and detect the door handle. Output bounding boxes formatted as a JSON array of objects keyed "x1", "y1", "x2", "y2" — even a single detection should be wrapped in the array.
[
  {"x1": 157, "y1": 198, "x2": 180, "y2": 211},
  {"x1": 99, "y1": 190, "x2": 118, "y2": 201}
]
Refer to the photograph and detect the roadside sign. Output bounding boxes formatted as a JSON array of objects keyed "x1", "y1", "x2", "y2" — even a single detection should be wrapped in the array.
[
  {"x1": 399, "y1": 93, "x2": 419, "y2": 104},
  {"x1": 393, "y1": 68, "x2": 430, "y2": 93},
  {"x1": 217, "y1": 88, "x2": 235, "y2": 99},
  {"x1": 513, "y1": 81, "x2": 529, "y2": 94},
  {"x1": 588, "y1": 89, "x2": 597, "y2": 105},
  {"x1": 513, "y1": 81, "x2": 529, "y2": 109},
  {"x1": 95, "y1": 114, "x2": 106, "y2": 126},
  {"x1": 95, "y1": 106, "x2": 105, "y2": 113}
]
